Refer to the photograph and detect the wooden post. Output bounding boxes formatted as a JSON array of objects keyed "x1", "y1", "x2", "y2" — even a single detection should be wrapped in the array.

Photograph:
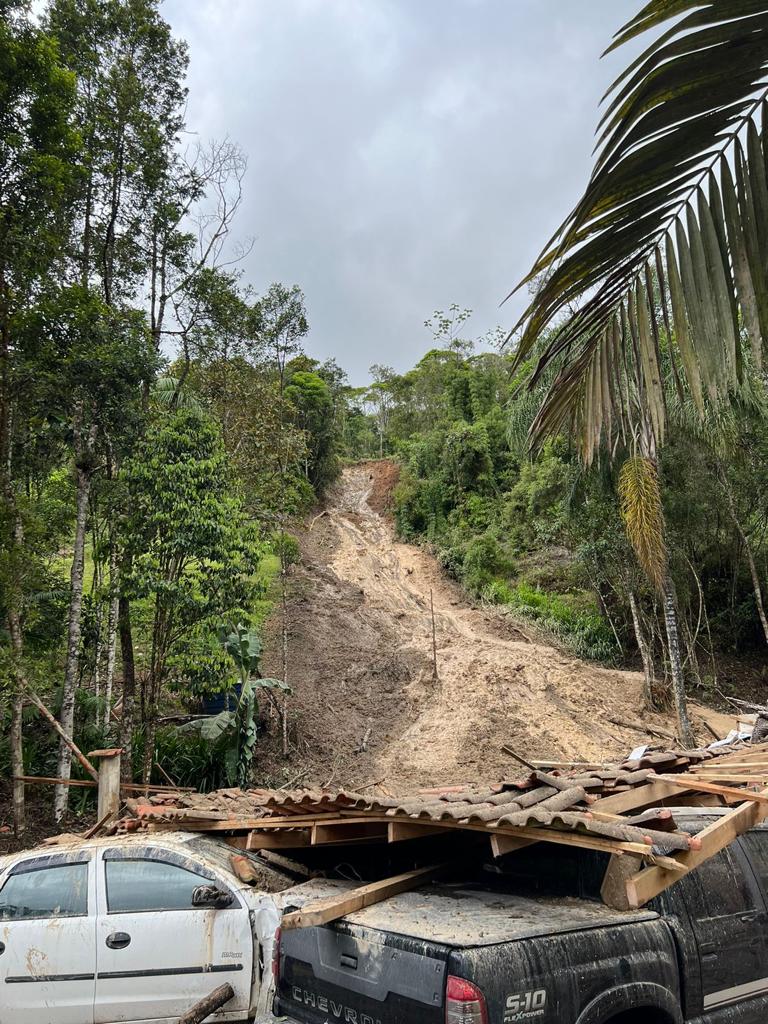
[
  {"x1": 600, "y1": 853, "x2": 644, "y2": 910},
  {"x1": 430, "y1": 589, "x2": 438, "y2": 683},
  {"x1": 89, "y1": 748, "x2": 123, "y2": 820}
]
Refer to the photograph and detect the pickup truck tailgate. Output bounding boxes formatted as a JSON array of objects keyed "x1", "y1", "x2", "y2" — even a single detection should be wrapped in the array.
[{"x1": 276, "y1": 922, "x2": 447, "y2": 1023}]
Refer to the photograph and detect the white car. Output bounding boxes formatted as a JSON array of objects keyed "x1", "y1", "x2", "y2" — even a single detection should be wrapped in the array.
[{"x1": 0, "y1": 831, "x2": 282, "y2": 1024}]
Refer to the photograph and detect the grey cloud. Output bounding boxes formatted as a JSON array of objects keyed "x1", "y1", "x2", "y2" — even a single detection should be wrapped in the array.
[{"x1": 164, "y1": 0, "x2": 642, "y2": 383}]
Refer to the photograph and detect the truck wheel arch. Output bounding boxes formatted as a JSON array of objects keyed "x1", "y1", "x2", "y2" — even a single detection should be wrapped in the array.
[{"x1": 575, "y1": 982, "x2": 683, "y2": 1024}]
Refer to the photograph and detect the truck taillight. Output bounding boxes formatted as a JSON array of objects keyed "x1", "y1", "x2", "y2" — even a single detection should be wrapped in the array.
[
  {"x1": 446, "y1": 975, "x2": 488, "y2": 1024},
  {"x1": 272, "y1": 927, "x2": 281, "y2": 983}
]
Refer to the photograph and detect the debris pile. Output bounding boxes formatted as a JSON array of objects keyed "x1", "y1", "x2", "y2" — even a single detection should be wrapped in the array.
[{"x1": 93, "y1": 740, "x2": 768, "y2": 913}]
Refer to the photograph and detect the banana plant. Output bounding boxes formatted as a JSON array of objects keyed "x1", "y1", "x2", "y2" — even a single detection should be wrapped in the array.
[{"x1": 182, "y1": 623, "x2": 290, "y2": 786}]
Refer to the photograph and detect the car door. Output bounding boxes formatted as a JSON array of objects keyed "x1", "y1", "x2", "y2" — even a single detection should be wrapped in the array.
[
  {"x1": 94, "y1": 846, "x2": 253, "y2": 1023},
  {"x1": 0, "y1": 851, "x2": 96, "y2": 1024},
  {"x1": 677, "y1": 843, "x2": 768, "y2": 1020}
]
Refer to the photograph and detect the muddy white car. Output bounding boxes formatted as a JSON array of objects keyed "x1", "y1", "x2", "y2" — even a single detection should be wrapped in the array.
[{"x1": 0, "y1": 832, "x2": 281, "y2": 1024}]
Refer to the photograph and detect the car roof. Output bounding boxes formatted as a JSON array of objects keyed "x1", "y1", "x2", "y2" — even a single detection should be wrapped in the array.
[{"x1": 0, "y1": 831, "x2": 237, "y2": 877}]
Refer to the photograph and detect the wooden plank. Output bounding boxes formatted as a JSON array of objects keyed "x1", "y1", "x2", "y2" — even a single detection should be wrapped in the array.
[
  {"x1": 14, "y1": 775, "x2": 97, "y2": 788},
  {"x1": 311, "y1": 823, "x2": 388, "y2": 845},
  {"x1": 120, "y1": 782, "x2": 197, "y2": 793},
  {"x1": 149, "y1": 812, "x2": 359, "y2": 832},
  {"x1": 387, "y1": 822, "x2": 443, "y2": 843},
  {"x1": 658, "y1": 775, "x2": 768, "y2": 804},
  {"x1": 281, "y1": 864, "x2": 449, "y2": 930},
  {"x1": 620, "y1": 789, "x2": 768, "y2": 910},
  {"x1": 82, "y1": 808, "x2": 118, "y2": 840},
  {"x1": 246, "y1": 831, "x2": 310, "y2": 850},
  {"x1": 590, "y1": 781, "x2": 687, "y2": 814},
  {"x1": 692, "y1": 762, "x2": 768, "y2": 770},
  {"x1": 531, "y1": 760, "x2": 602, "y2": 771},
  {"x1": 687, "y1": 774, "x2": 768, "y2": 784},
  {"x1": 706, "y1": 744, "x2": 768, "y2": 762},
  {"x1": 222, "y1": 835, "x2": 248, "y2": 850},
  {"x1": 262, "y1": 814, "x2": 659, "y2": 858},
  {"x1": 486, "y1": 824, "x2": 655, "y2": 858},
  {"x1": 14, "y1": 776, "x2": 194, "y2": 793},
  {"x1": 154, "y1": 809, "x2": 678, "y2": 863},
  {"x1": 489, "y1": 834, "x2": 537, "y2": 858}
]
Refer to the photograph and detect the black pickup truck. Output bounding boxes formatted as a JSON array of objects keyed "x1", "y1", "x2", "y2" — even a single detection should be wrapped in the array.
[{"x1": 272, "y1": 809, "x2": 768, "y2": 1024}]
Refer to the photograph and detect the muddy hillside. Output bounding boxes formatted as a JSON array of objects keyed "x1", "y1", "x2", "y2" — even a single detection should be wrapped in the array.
[{"x1": 263, "y1": 462, "x2": 709, "y2": 791}]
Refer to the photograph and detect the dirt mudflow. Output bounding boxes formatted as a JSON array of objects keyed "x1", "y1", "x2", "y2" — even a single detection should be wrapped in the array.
[{"x1": 261, "y1": 462, "x2": 692, "y2": 791}]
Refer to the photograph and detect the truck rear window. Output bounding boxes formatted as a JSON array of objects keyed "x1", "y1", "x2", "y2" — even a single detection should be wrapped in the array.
[{"x1": 488, "y1": 843, "x2": 609, "y2": 901}]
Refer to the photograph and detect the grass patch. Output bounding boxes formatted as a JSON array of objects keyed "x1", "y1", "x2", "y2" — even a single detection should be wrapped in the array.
[{"x1": 484, "y1": 579, "x2": 618, "y2": 662}]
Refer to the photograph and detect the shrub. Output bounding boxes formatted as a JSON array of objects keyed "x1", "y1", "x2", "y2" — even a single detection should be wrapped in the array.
[
  {"x1": 486, "y1": 579, "x2": 618, "y2": 662},
  {"x1": 461, "y1": 533, "x2": 515, "y2": 595}
]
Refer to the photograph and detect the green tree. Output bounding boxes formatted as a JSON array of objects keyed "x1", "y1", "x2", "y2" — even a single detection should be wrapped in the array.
[
  {"x1": 121, "y1": 408, "x2": 263, "y2": 782},
  {"x1": 258, "y1": 282, "x2": 309, "y2": 755},
  {"x1": 285, "y1": 369, "x2": 339, "y2": 492},
  {"x1": 0, "y1": 1, "x2": 78, "y2": 834}
]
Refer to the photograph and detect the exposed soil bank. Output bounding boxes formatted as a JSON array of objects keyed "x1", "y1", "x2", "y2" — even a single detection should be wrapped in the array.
[{"x1": 261, "y1": 462, "x2": 700, "y2": 790}]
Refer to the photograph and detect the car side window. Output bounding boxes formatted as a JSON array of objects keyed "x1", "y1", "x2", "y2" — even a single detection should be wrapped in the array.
[
  {"x1": 106, "y1": 858, "x2": 228, "y2": 913},
  {"x1": 0, "y1": 862, "x2": 89, "y2": 921},
  {"x1": 738, "y1": 831, "x2": 768, "y2": 893},
  {"x1": 688, "y1": 847, "x2": 759, "y2": 919}
]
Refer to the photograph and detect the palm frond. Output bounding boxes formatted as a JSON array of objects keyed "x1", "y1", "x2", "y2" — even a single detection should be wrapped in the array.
[
  {"x1": 512, "y1": 1, "x2": 768, "y2": 457},
  {"x1": 150, "y1": 376, "x2": 203, "y2": 412},
  {"x1": 618, "y1": 455, "x2": 667, "y2": 589}
]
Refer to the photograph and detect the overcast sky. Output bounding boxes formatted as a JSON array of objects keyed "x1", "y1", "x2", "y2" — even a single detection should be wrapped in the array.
[{"x1": 163, "y1": 0, "x2": 641, "y2": 385}]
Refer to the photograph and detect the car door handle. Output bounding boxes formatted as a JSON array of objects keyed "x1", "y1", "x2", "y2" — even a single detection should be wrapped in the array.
[{"x1": 106, "y1": 932, "x2": 131, "y2": 950}]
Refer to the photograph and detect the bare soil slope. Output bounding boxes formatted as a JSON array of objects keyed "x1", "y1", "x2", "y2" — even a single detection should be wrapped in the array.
[{"x1": 262, "y1": 462, "x2": 688, "y2": 790}]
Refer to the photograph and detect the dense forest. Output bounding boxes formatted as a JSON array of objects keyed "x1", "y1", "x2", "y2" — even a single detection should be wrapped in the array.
[
  {"x1": 5, "y1": 0, "x2": 768, "y2": 838},
  {"x1": 356, "y1": 308, "x2": 768, "y2": 707},
  {"x1": 0, "y1": 0, "x2": 366, "y2": 833}
]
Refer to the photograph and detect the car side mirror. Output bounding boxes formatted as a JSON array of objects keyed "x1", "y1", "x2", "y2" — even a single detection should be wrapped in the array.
[{"x1": 192, "y1": 884, "x2": 234, "y2": 909}]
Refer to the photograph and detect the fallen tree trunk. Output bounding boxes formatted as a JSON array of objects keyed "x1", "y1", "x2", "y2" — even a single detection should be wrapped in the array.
[
  {"x1": 607, "y1": 715, "x2": 676, "y2": 742},
  {"x1": 27, "y1": 691, "x2": 99, "y2": 781},
  {"x1": 177, "y1": 983, "x2": 234, "y2": 1024}
]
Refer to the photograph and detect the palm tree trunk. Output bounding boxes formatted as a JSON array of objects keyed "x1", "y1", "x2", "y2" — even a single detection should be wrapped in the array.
[
  {"x1": 55, "y1": 458, "x2": 93, "y2": 822},
  {"x1": 628, "y1": 590, "x2": 654, "y2": 709},
  {"x1": 662, "y1": 573, "x2": 695, "y2": 748}
]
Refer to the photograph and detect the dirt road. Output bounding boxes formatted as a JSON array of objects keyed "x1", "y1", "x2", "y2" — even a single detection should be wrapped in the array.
[{"x1": 263, "y1": 462, "x2": 684, "y2": 790}]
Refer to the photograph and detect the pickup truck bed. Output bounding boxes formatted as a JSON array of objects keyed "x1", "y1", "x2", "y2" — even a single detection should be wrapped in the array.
[
  {"x1": 278, "y1": 877, "x2": 658, "y2": 945},
  {"x1": 274, "y1": 878, "x2": 675, "y2": 1024}
]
